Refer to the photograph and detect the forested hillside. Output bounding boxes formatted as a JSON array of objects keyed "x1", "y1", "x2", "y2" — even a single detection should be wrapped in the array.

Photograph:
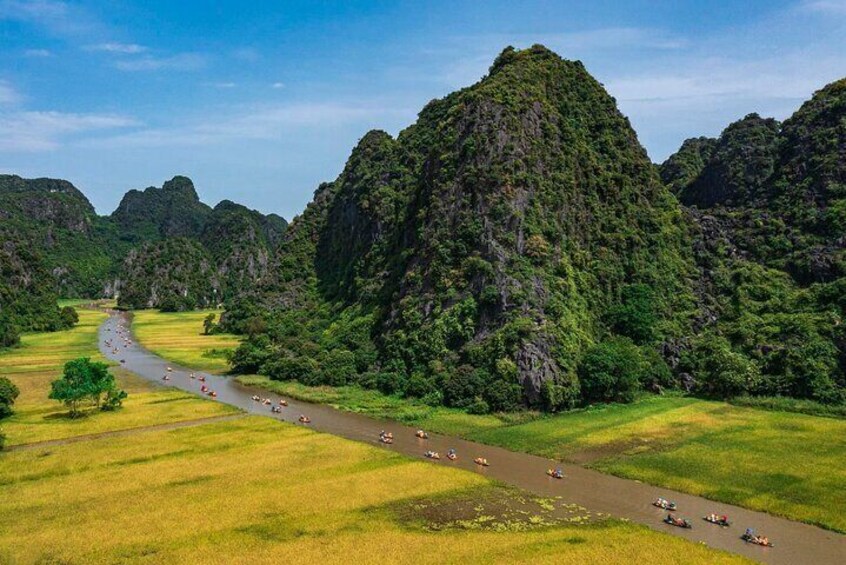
[
  {"x1": 0, "y1": 174, "x2": 287, "y2": 338},
  {"x1": 225, "y1": 45, "x2": 697, "y2": 411},
  {"x1": 662, "y1": 78, "x2": 846, "y2": 404}
]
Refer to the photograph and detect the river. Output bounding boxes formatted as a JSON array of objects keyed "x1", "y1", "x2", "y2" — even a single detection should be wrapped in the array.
[{"x1": 99, "y1": 310, "x2": 845, "y2": 565}]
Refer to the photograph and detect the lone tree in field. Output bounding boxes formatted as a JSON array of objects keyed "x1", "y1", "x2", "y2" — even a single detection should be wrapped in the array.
[
  {"x1": 0, "y1": 376, "x2": 19, "y2": 450},
  {"x1": 203, "y1": 313, "x2": 217, "y2": 335},
  {"x1": 0, "y1": 376, "x2": 20, "y2": 419},
  {"x1": 49, "y1": 358, "x2": 127, "y2": 417}
]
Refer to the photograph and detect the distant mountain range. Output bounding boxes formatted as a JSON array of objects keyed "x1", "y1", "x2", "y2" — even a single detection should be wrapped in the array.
[
  {"x1": 0, "y1": 173, "x2": 287, "y2": 322},
  {"x1": 2, "y1": 45, "x2": 843, "y2": 411}
]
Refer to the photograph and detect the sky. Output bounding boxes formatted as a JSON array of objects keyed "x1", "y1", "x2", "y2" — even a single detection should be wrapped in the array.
[{"x1": 1, "y1": 1, "x2": 845, "y2": 220}]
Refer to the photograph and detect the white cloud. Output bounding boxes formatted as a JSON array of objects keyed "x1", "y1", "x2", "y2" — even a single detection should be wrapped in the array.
[
  {"x1": 431, "y1": 27, "x2": 688, "y2": 87},
  {"x1": 271, "y1": 82, "x2": 285, "y2": 89},
  {"x1": 86, "y1": 42, "x2": 147, "y2": 54},
  {"x1": 0, "y1": 81, "x2": 20, "y2": 105},
  {"x1": 114, "y1": 53, "x2": 207, "y2": 71},
  {"x1": 23, "y1": 48, "x2": 51, "y2": 57},
  {"x1": 232, "y1": 47, "x2": 260, "y2": 62},
  {"x1": 209, "y1": 82, "x2": 236, "y2": 89},
  {"x1": 0, "y1": 0, "x2": 99, "y2": 36},
  {"x1": 0, "y1": 110, "x2": 139, "y2": 151},
  {"x1": 88, "y1": 102, "x2": 410, "y2": 148},
  {"x1": 801, "y1": 0, "x2": 846, "y2": 14}
]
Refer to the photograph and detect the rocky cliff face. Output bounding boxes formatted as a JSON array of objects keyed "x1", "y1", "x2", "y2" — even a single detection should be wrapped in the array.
[
  {"x1": 662, "y1": 79, "x2": 846, "y2": 284},
  {"x1": 660, "y1": 78, "x2": 846, "y2": 404},
  {"x1": 229, "y1": 45, "x2": 695, "y2": 406},
  {"x1": 113, "y1": 183, "x2": 287, "y2": 310},
  {"x1": 0, "y1": 225, "x2": 66, "y2": 344}
]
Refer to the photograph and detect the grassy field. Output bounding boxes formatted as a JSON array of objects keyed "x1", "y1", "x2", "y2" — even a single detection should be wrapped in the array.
[
  {"x1": 131, "y1": 309, "x2": 241, "y2": 373},
  {"x1": 0, "y1": 414, "x2": 747, "y2": 564},
  {"x1": 238, "y1": 377, "x2": 846, "y2": 532},
  {"x1": 0, "y1": 307, "x2": 234, "y2": 447},
  {"x1": 134, "y1": 311, "x2": 846, "y2": 532}
]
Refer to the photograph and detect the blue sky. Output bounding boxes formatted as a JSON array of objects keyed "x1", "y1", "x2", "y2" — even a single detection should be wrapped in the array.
[{"x1": 1, "y1": 1, "x2": 845, "y2": 220}]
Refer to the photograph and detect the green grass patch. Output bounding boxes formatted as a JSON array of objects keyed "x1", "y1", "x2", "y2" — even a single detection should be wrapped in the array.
[{"x1": 131, "y1": 309, "x2": 240, "y2": 373}]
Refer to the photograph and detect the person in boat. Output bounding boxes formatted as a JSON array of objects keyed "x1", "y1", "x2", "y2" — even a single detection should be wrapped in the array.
[
  {"x1": 416, "y1": 430, "x2": 428, "y2": 439},
  {"x1": 552, "y1": 468, "x2": 563, "y2": 479},
  {"x1": 446, "y1": 448, "x2": 457, "y2": 460},
  {"x1": 745, "y1": 528, "x2": 754, "y2": 538}
]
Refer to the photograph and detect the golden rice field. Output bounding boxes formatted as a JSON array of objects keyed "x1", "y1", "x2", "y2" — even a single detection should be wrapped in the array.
[
  {"x1": 0, "y1": 415, "x2": 749, "y2": 564},
  {"x1": 0, "y1": 307, "x2": 234, "y2": 447},
  {"x1": 237, "y1": 374, "x2": 846, "y2": 531},
  {"x1": 131, "y1": 309, "x2": 241, "y2": 373}
]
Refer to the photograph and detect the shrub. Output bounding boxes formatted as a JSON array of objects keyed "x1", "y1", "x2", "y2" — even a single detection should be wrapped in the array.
[
  {"x1": 466, "y1": 398, "x2": 491, "y2": 414},
  {"x1": 319, "y1": 349, "x2": 357, "y2": 386},
  {"x1": 483, "y1": 379, "x2": 523, "y2": 412},
  {"x1": 578, "y1": 337, "x2": 645, "y2": 403},
  {"x1": 264, "y1": 356, "x2": 317, "y2": 383},
  {"x1": 404, "y1": 372, "x2": 435, "y2": 398},
  {"x1": 375, "y1": 372, "x2": 406, "y2": 395},
  {"x1": 683, "y1": 336, "x2": 760, "y2": 399},
  {"x1": 540, "y1": 377, "x2": 580, "y2": 411},
  {"x1": 229, "y1": 335, "x2": 272, "y2": 373},
  {"x1": 0, "y1": 315, "x2": 19, "y2": 349},
  {"x1": 443, "y1": 365, "x2": 486, "y2": 408},
  {"x1": 0, "y1": 376, "x2": 20, "y2": 419},
  {"x1": 203, "y1": 313, "x2": 217, "y2": 335},
  {"x1": 59, "y1": 306, "x2": 79, "y2": 329}
]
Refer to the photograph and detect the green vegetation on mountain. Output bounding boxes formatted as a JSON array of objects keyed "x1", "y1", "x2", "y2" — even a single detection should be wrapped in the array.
[
  {"x1": 111, "y1": 175, "x2": 212, "y2": 242},
  {"x1": 662, "y1": 78, "x2": 846, "y2": 406},
  {"x1": 0, "y1": 222, "x2": 79, "y2": 347},
  {"x1": 0, "y1": 173, "x2": 287, "y2": 317},
  {"x1": 227, "y1": 45, "x2": 696, "y2": 411},
  {"x1": 3, "y1": 45, "x2": 844, "y2": 415}
]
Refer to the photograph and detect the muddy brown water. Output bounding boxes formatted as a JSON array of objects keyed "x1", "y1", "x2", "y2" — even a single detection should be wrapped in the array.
[{"x1": 99, "y1": 311, "x2": 845, "y2": 564}]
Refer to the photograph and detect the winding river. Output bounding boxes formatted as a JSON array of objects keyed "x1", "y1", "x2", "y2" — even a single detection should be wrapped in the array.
[{"x1": 99, "y1": 310, "x2": 844, "y2": 565}]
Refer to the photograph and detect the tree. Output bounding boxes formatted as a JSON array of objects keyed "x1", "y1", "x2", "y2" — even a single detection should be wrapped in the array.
[
  {"x1": 59, "y1": 306, "x2": 79, "y2": 329},
  {"x1": 0, "y1": 314, "x2": 19, "y2": 349},
  {"x1": 49, "y1": 358, "x2": 127, "y2": 417},
  {"x1": 244, "y1": 316, "x2": 267, "y2": 338},
  {"x1": 606, "y1": 284, "x2": 657, "y2": 345},
  {"x1": 683, "y1": 336, "x2": 760, "y2": 399},
  {"x1": 203, "y1": 313, "x2": 217, "y2": 335},
  {"x1": 319, "y1": 348, "x2": 357, "y2": 386},
  {"x1": 443, "y1": 365, "x2": 486, "y2": 408},
  {"x1": 0, "y1": 376, "x2": 20, "y2": 419},
  {"x1": 578, "y1": 337, "x2": 645, "y2": 403}
]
